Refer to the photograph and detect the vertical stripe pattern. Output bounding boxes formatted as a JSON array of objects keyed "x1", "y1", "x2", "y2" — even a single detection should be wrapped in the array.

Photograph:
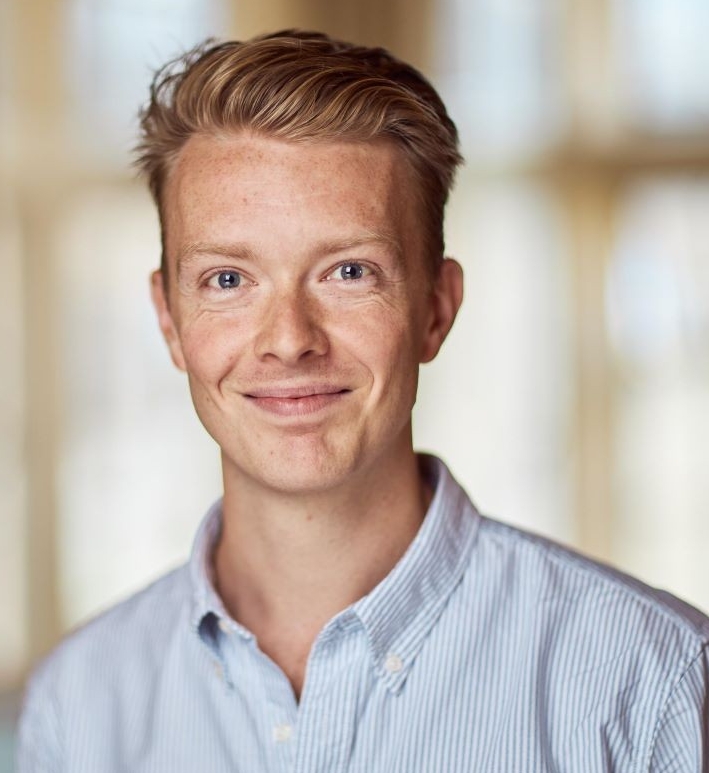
[{"x1": 17, "y1": 456, "x2": 709, "y2": 772}]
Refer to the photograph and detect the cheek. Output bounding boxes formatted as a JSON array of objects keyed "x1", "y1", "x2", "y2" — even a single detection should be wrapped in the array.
[
  {"x1": 179, "y1": 314, "x2": 247, "y2": 382},
  {"x1": 376, "y1": 308, "x2": 428, "y2": 401},
  {"x1": 343, "y1": 309, "x2": 421, "y2": 394}
]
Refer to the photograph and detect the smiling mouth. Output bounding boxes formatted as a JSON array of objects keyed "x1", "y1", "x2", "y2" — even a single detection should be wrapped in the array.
[{"x1": 244, "y1": 387, "x2": 351, "y2": 417}]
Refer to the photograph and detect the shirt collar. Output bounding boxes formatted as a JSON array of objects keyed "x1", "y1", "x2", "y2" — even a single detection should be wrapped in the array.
[
  {"x1": 188, "y1": 455, "x2": 480, "y2": 691},
  {"x1": 350, "y1": 455, "x2": 480, "y2": 692},
  {"x1": 188, "y1": 498, "x2": 232, "y2": 638}
]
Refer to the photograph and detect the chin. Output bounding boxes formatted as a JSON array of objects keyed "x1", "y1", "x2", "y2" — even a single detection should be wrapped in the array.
[
  {"x1": 246, "y1": 461, "x2": 359, "y2": 497},
  {"x1": 224, "y1": 438, "x2": 366, "y2": 496}
]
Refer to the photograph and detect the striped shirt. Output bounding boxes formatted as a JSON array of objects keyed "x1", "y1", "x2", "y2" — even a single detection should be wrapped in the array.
[{"x1": 17, "y1": 456, "x2": 709, "y2": 772}]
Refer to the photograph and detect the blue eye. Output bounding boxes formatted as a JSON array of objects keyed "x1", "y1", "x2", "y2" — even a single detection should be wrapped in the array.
[
  {"x1": 216, "y1": 271, "x2": 240, "y2": 289},
  {"x1": 339, "y1": 263, "x2": 364, "y2": 280}
]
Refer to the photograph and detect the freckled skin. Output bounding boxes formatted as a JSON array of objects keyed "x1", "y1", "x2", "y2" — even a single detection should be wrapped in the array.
[{"x1": 152, "y1": 131, "x2": 461, "y2": 499}]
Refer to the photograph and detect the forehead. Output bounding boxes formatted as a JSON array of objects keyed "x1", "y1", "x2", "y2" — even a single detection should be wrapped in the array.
[{"x1": 161, "y1": 132, "x2": 423, "y2": 263}]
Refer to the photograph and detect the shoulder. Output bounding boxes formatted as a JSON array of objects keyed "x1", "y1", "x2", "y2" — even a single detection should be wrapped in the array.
[
  {"x1": 62, "y1": 563, "x2": 189, "y2": 660},
  {"x1": 480, "y1": 515, "x2": 708, "y2": 633},
  {"x1": 24, "y1": 563, "x2": 192, "y2": 705},
  {"x1": 459, "y1": 517, "x2": 709, "y2": 767},
  {"x1": 17, "y1": 564, "x2": 194, "y2": 770},
  {"x1": 470, "y1": 516, "x2": 709, "y2": 681}
]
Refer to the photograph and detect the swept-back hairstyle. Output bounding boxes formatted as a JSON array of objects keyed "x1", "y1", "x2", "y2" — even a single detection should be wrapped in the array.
[{"x1": 135, "y1": 29, "x2": 462, "y2": 272}]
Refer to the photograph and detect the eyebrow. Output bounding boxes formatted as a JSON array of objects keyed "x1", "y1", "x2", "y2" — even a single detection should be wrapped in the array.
[
  {"x1": 176, "y1": 242, "x2": 256, "y2": 281},
  {"x1": 317, "y1": 232, "x2": 404, "y2": 261},
  {"x1": 176, "y1": 232, "x2": 403, "y2": 279}
]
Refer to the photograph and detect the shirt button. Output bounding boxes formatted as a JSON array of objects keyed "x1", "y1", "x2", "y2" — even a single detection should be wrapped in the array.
[
  {"x1": 272, "y1": 724, "x2": 293, "y2": 743},
  {"x1": 213, "y1": 661, "x2": 224, "y2": 680},
  {"x1": 384, "y1": 653, "x2": 403, "y2": 674},
  {"x1": 218, "y1": 618, "x2": 231, "y2": 634}
]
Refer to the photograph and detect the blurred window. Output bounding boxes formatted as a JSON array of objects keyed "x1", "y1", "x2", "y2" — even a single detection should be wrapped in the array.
[
  {"x1": 424, "y1": 0, "x2": 574, "y2": 545},
  {"x1": 66, "y1": 0, "x2": 228, "y2": 164},
  {"x1": 433, "y1": 0, "x2": 566, "y2": 161},
  {"x1": 0, "y1": 192, "x2": 26, "y2": 685},
  {"x1": 0, "y1": 0, "x2": 26, "y2": 694},
  {"x1": 608, "y1": 178, "x2": 709, "y2": 610},
  {"x1": 415, "y1": 176, "x2": 573, "y2": 540},
  {"x1": 430, "y1": 0, "x2": 709, "y2": 616},
  {"x1": 0, "y1": 0, "x2": 13, "y2": 168},
  {"x1": 612, "y1": 0, "x2": 709, "y2": 132}
]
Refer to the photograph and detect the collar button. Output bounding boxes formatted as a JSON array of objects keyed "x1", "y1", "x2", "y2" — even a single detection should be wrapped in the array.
[{"x1": 384, "y1": 653, "x2": 403, "y2": 674}]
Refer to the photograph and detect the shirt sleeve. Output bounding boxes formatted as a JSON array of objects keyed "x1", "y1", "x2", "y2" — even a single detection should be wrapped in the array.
[
  {"x1": 15, "y1": 661, "x2": 63, "y2": 773},
  {"x1": 648, "y1": 645, "x2": 709, "y2": 773}
]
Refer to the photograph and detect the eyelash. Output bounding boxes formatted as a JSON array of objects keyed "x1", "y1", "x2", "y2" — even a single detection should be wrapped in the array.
[
  {"x1": 204, "y1": 270, "x2": 245, "y2": 291},
  {"x1": 201, "y1": 261, "x2": 375, "y2": 291},
  {"x1": 327, "y1": 262, "x2": 374, "y2": 282}
]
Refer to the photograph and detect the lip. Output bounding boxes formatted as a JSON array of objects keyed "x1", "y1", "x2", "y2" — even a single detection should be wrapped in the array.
[{"x1": 243, "y1": 385, "x2": 351, "y2": 417}]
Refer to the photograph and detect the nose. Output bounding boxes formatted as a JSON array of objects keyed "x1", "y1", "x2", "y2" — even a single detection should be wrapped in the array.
[{"x1": 253, "y1": 287, "x2": 328, "y2": 365}]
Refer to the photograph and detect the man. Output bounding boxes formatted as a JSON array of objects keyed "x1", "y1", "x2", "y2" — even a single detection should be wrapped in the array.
[{"x1": 18, "y1": 29, "x2": 708, "y2": 772}]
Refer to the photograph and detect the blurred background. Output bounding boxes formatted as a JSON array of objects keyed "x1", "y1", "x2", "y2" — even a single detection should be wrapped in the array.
[{"x1": 2, "y1": 0, "x2": 709, "y2": 765}]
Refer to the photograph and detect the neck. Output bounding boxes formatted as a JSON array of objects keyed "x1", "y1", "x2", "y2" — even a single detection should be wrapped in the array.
[{"x1": 213, "y1": 444, "x2": 429, "y2": 699}]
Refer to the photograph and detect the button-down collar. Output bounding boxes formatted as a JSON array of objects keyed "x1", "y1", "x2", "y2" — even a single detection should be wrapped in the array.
[
  {"x1": 187, "y1": 455, "x2": 480, "y2": 692},
  {"x1": 352, "y1": 455, "x2": 480, "y2": 692}
]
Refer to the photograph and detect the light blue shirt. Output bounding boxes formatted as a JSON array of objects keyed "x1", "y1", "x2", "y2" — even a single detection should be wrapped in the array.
[{"x1": 17, "y1": 457, "x2": 709, "y2": 772}]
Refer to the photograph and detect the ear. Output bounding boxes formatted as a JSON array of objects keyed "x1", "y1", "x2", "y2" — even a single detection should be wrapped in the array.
[
  {"x1": 150, "y1": 270, "x2": 187, "y2": 371},
  {"x1": 420, "y1": 258, "x2": 464, "y2": 364}
]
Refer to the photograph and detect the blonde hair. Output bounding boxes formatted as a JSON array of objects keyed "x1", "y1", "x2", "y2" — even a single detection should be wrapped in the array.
[{"x1": 136, "y1": 29, "x2": 462, "y2": 271}]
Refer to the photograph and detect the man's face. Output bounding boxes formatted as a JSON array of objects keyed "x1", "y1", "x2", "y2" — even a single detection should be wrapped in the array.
[{"x1": 152, "y1": 132, "x2": 462, "y2": 495}]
